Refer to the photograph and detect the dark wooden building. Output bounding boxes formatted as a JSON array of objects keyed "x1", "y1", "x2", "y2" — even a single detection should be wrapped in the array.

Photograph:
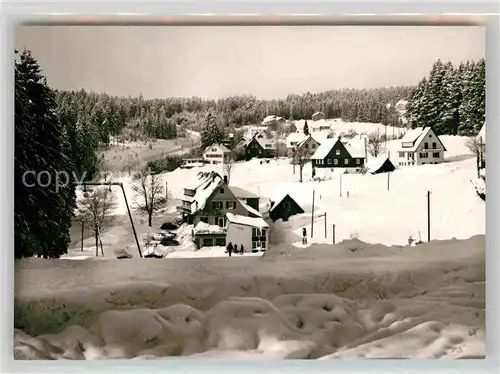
[
  {"x1": 268, "y1": 193, "x2": 304, "y2": 222},
  {"x1": 310, "y1": 137, "x2": 366, "y2": 169},
  {"x1": 245, "y1": 136, "x2": 275, "y2": 161},
  {"x1": 367, "y1": 157, "x2": 396, "y2": 174}
]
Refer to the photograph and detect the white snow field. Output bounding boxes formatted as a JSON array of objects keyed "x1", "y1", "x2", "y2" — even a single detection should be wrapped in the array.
[{"x1": 15, "y1": 235, "x2": 485, "y2": 360}]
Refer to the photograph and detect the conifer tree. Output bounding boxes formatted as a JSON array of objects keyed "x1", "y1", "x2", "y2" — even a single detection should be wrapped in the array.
[
  {"x1": 303, "y1": 120, "x2": 310, "y2": 136},
  {"x1": 15, "y1": 49, "x2": 76, "y2": 258}
]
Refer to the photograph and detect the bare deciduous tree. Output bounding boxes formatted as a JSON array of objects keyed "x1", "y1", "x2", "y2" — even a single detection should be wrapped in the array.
[
  {"x1": 367, "y1": 130, "x2": 384, "y2": 158},
  {"x1": 76, "y1": 187, "x2": 116, "y2": 257},
  {"x1": 293, "y1": 145, "x2": 310, "y2": 183},
  {"x1": 224, "y1": 153, "x2": 235, "y2": 184},
  {"x1": 132, "y1": 171, "x2": 168, "y2": 227},
  {"x1": 466, "y1": 136, "x2": 483, "y2": 178}
]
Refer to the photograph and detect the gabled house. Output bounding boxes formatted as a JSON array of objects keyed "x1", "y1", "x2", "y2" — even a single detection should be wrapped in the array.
[
  {"x1": 202, "y1": 143, "x2": 231, "y2": 165},
  {"x1": 293, "y1": 135, "x2": 321, "y2": 157},
  {"x1": 244, "y1": 135, "x2": 276, "y2": 160},
  {"x1": 312, "y1": 111, "x2": 326, "y2": 121},
  {"x1": 193, "y1": 221, "x2": 227, "y2": 249},
  {"x1": 396, "y1": 127, "x2": 446, "y2": 166},
  {"x1": 229, "y1": 186, "x2": 261, "y2": 214},
  {"x1": 477, "y1": 123, "x2": 486, "y2": 169},
  {"x1": 225, "y1": 213, "x2": 270, "y2": 253},
  {"x1": 310, "y1": 136, "x2": 367, "y2": 170},
  {"x1": 180, "y1": 158, "x2": 206, "y2": 169},
  {"x1": 366, "y1": 156, "x2": 396, "y2": 174},
  {"x1": 177, "y1": 172, "x2": 252, "y2": 227},
  {"x1": 268, "y1": 193, "x2": 305, "y2": 222}
]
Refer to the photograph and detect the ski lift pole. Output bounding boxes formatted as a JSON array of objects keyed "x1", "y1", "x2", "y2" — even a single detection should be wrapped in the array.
[{"x1": 74, "y1": 181, "x2": 143, "y2": 258}]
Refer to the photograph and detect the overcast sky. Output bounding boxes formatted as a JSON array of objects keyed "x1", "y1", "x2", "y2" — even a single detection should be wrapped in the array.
[{"x1": 15, "y1": 25, "x2": 484, "y2": 100}]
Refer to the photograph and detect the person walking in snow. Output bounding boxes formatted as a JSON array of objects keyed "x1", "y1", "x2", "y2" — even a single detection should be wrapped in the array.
[
  {"x1": 227, "y1": 242, "x2": 233, "y2": 257},
  {"x1": 234, "y1": 244, "x2": 238, "y2": 254},
  {"x1": 240, "y1": 244, "x2": 244, "y2": 255},
  {"x1": 302, "y1": 228, "x2": 307, "y2": 244}
]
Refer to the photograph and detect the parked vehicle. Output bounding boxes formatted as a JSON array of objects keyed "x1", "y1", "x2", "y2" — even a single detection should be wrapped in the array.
[{"x1": 152, "y1": 232, "x2": 175, "y2": 241}]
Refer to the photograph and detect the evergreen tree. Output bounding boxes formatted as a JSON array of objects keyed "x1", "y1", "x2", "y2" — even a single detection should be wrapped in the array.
[
  {"x1": 440, "y1": 61, "x2": 462, "y2": 135},
  {"x1": 15, "y1": 49, "x2": 76, "y2": 259},
  {"x1": 303, "y1": 120, "x2": 310, "y2": 136},
  {"x1": 423, "y1": 59, "x2": 446, "y2": 133},
  {"x1": 458, "y1": 60, "x2": 485, "y2": 136},
  {"x1": 200, "y1": 111, "x2": 224, "y2": 150}
]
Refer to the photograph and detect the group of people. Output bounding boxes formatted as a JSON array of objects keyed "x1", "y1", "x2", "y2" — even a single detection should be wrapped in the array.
[{"x1": 226, "y1": 242, "x2": 244, "y2": 256}]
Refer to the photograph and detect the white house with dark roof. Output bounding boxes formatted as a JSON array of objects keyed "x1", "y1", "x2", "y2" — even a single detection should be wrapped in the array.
[
  {"x1": 396, "y1": 127, "x2": 447, "y2": 166},
  {"x1": 202, "y1": 143, "x2": 231, "y2": 165},
  {"x1": 225, "y1": 212, "x2": 269, "y2": 253}
]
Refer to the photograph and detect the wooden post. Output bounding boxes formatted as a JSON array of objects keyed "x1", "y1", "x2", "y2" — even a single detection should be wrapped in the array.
[
  {"x1": 166, "y1": 181, "x2": 169, "y2": 199},
  {"x1": 332, "y1": 224, "x2": 336, "y2": 244},
  {"x1": 324, "y1": 213, "x2": 327, "y2": 238},
  {"x1": 387, "y1": 171, "x2": 390, "y2": 191},
  {"x1": 311, "y1": 190, "x2": 315, "y2": 238},
  {"x1": 427, "y1": 191, "x2": 431, "y2": 242},
  {"x1": 80, "y1": 220, "x2": 84, "y2": 252}
]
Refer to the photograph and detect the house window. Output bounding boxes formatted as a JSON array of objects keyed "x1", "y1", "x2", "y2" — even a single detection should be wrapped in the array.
[
  {"x1": 424, "y1": 142, "x2": 429, "y2": 149},
  {"x1": 432, "y1": 152, "x2": 440, "y2": 158},
  {"x1": 211, "y1": 148, "x2": 217, "y2": 152},
  {"x1": 398, "y1": 152, "x2": 404, "y2": 158},
  {"x1": 261, "y1": 229, "x2": 267, "y2": 237},
  {"x1": 261, "y1": 241, "x2": 266, "y2": 249},
  {"x1": 202, "y1": 238, "x2": 213, "y2": 247},
  {"x1": 252, "y1": 228, "x2": 259, "y2": 237},
  {"x1": 215, "y1": 237, "x2": 226, "y2": 247},
  {"x1": 344, "y1": 159, "x2": 348, "y2": 165},
  {"x1": 200, "y1": 217, "x2": 208, "y2": 223},
  {"x1": 356, "y1": 159, "x2": 360, "y2": 165},
  {"x1": 226, "y1": 201, "x2": 236, "y2": 209},
  {"x1": 305, "y1": 144, "x2": 309, "y2": 149},
  {"x1": 216, "y1": 217, "x2": 226, "y2": 227},
  {"x1": 259, "y1": 149, "x2": 262, "y2": 154},
  {"x1": 327, "y1": 159, "x2": 332, "y2": 165},
  {"x1": 334, "y1": 159, "x2": 338, "y2": 165},
  {"x1": 312, "y1": 144, "x2": 316, "y2": 149},
  {"x1": 336, "y1": 150, "x2": 340, "y2": 156},
  {"x1": 419, "y1": 152, "x2": 428, "y2": 158},
  {"x1": 252, "y1": 241, "x2": 257, "y2": 249},
  {"x1": 432, "y1": 142, "x2": 437, "y2": 149},
  {"x1": 212, "y1": 201, "x2": 223, "y2": 210},
  {"x1": 220, "y1": 188, "x2": 224, "y2": 193}
]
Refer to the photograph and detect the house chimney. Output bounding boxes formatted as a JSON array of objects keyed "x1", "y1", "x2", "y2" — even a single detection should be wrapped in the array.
[{"x1": 223, "y1": 175, "x2": 228, "y2": 185}]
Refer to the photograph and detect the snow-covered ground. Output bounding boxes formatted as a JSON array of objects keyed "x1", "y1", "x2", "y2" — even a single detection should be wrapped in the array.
[
  {"x1": 15, "y1": 128, "x2": 485, "y2": 360},
  {"x1": 71, "y1": 133, "x2": 484, "y2": 260},
  {"x1": 15, "y1": 235, "x2": 485, "y2": 359}
]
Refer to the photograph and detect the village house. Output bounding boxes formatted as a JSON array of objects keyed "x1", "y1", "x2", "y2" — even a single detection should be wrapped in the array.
[
  {"x1": 202, "y1": 143, "x2": 231, "y2": 165},
  {"x1": 268, "y1": 193, "x2": 305, "y2": 222},
  {"x1": 477, "y1": 123, "x2": 486, "y2": 169},
  {"x1": 293, "y1": 135, "x2": 321, "y2": 158},
  {"x1": 177, "y1": 172, "x2": 259, "y2": 227},
  {"x1": 310, "y1": 136, "x2": 367, "y2": 171},
  {"x1": 229, "y1": 186, "x2": 261, "y2": 214},
  {"x1": 192, "y1": 221, "x2": 227, "y2": 249},
  {"x1": 244, "y1": 134, "x2": 276, "y2": 160},
  {"x1": 225, "y1": 213, "x2": 269, "y2": 253},
  {"x1": 180, "y1": 157, "x2": 206, "y2": 169},
  {"x1": 366, "y1": 155, "x2": 396, "y2": 174},
  {"x1": 311, "y1": 111, "x2": 326, "y2": 121},
  {"x1": 396, "y1": 127, "x2": 446, "y2": 166}
]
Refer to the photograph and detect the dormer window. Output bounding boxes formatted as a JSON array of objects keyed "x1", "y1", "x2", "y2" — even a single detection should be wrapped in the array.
[{"x1": 336, "y1": 150, "x2": 340, "y2": 156}]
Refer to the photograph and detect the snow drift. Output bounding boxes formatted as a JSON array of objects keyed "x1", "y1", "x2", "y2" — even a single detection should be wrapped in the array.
[{"x1": 14, "y1": 236, "x2": 485, "y2": 360}]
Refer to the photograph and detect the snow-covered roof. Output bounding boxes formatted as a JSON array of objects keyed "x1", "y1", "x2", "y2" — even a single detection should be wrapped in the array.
[
  {"x1": 365, "y1": 156, "x2": 395, "y2": 172},
  {"x1": 230, "y1": 186, "x2": 258, "y2": 198},
  {"x1": 193, "y1": 221, "x2": 227, "y2": 235},
  {"x1": 226, "y1": 213, "x2": 269, "y2": 229},
  {"x1": 285, "y1": 132, "x2": 307, "y2": 148},
  {"x1": 238, "y1": 200, "x2": 262, "y2": 218},
  {"x1": 344, "y1": 135, "x2": 367, "y2": 159},
  {"x1": 189, "y1": 173, "x2": 224, "y2": 214},
  {"x1": 296, "y1": 134, "x2": 321, "y2": 149},
  {"x1": 262, "y1": 115, "x2": 284, "y2": 125},
  {"x1": 477, "y1": 123, "x2": 486, "y2": 142},
  {"x1": 312, "y1": 111, "x2": 325, "y2": 117},
  {"x1": 203, "y1": 143, "x2": 230, "y2": 154},
  {"x1": 246, "y1": 135, "x2": 276, "y2": 150},
  {"x1": 399, "y1": 127, "x2": 446, "y2": 152},
  {"x1": 310, "y1": 138, "x2": 338, "y2": 160}
]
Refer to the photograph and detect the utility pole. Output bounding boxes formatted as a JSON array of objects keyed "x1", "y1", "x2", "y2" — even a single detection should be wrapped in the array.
[
  {"x1": 323, "y1": 213, "x2": 327, "y2": 238},
  {"x1": 332, "y1": 224, "x2": 336, "y2": 244},
  {"x1": 311, "y1": 190, "x2": 315, "y2": 238},
  {"x1": 166, "y1": 181, "x2": 169, "y2": 199},
  {"x1": 387, "y1": 171, "x2": 390, "y2": 191},
  {"x1": 427, "y1": 191, "x2": 431, "y2": 242}
]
